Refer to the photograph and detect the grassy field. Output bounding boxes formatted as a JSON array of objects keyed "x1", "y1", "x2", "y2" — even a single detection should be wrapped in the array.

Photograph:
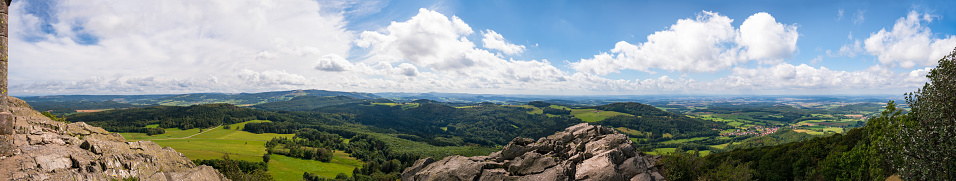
[
  {"x1": 570, "y1": 108, "x2": 631, "y2": 122},
  {"x1": 510, "y1": 105, "x2": 632, "y2": 122},
  {"x1": 121, "y1": 120, "x2": 362, "y2": 179},
  {"x1": 269, "y1": 151, "x2": 363, "y2": 181},
  {"x1": 660, "y1": 137, "x2": 708, "y2": 144}
]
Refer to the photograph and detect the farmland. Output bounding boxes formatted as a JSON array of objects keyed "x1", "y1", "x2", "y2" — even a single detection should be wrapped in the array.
[{"x1": 120, "y1": 120, "x2": 362, "y2": 178}]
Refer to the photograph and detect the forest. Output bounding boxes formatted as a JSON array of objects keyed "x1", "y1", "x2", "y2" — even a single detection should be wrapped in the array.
[{"x1": 659, "y1": 48, "x2": 956, "y2": 181}]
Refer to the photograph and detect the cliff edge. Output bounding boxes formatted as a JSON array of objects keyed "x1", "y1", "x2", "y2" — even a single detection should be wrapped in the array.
[
  {"x1": 402, "y1": 123, "x2": 666, "y2": 181},
  {"x1": 0, "y1": 97, "x2": 227, "y2": 181}
]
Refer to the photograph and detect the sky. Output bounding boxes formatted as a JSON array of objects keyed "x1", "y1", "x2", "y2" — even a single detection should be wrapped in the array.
[{"x1": 8, "y1": 0, "x2": 956, "y2": 96}]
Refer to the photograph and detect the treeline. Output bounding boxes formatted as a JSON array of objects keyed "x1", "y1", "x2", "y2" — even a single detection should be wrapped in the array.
[
  {"x1": 266, "y1": 128, "x2": 345, "y2": 162},
  {"x1": 720, "y1": 128, "x2": 816, "y2": 151},
  {"x1": 193, "y1": 154, "x2": 272, "y2": 181},
  {"x1": 590, "y1": 102, "x2": 729, "y2": 142},
  {"x1": 310, "y1": 102, "x2": 580, "y2": 146},
  {"x1": 343, "y1": 134, "x2": 420, "y2": 181},
  {"x1": 67, "y1": 103, "x2": 274, "y2": 132}
]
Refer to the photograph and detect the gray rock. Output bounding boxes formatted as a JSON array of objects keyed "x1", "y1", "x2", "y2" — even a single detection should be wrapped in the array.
[
  {"x1": 403, "y1": 157, "x2": 436, "y2": 181},
  {"x1": 402, "y1": 123, "x2": 667, "y2": 181},
  {"x1": 651, "y1": 172, "x2": 665, "y2": 181},
  {"x1": 0, "y1": 97, "x2": 228, "y2": 181},
  {"x1": 631, "y1": 173, "x2": 652, "y2": 181},
  {"x1": 35, "y1": 155, "x2": 72, "y2": 172},
  {"x1": 480, "y1": 168, "x2": 518, "y2": 181},
  {"x1": 509, "y1": 151, "x2": 558, "y2": 175}
]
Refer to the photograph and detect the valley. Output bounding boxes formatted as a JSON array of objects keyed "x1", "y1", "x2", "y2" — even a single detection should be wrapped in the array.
[{"x1": 16, "y1": 90, "x2": 898, "y2": 180}]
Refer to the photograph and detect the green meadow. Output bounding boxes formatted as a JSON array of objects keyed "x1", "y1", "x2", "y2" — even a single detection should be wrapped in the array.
[
  {"x1": 121, "y1": 120, "x2": 363, "y2": 179},
  {"x1": 269, "y1": 151, "x2": 363, "y2": 181}
]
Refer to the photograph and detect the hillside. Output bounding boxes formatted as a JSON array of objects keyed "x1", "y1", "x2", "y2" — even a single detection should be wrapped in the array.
[
  {"x1": 0, "y1": 97, "x2": 226, "y2": 180},
  {"x1": 18, "y1": 89, "x2": 380, "y2": 108},
  {"x1": 253, "y1": 95, "x2": 368, "y2": 111}
]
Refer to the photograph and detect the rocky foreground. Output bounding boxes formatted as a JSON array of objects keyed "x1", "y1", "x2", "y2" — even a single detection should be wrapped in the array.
[
  {"x1": 402, "y1": 123, "x2": 666, "y2": 181},
  {"x1": 0, "y1": 98, "x2": 226, "y2": 181}
]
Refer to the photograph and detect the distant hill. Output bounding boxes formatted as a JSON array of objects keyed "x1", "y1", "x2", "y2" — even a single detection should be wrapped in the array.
[
  {"x1": 588, "y1": 102, "x2": 730, "y2": 141},
  {"x1": 253, "y1": 96, "x2": 368, "y2": 112},
  {"x1": 18, "y1": 89, "x2": 380, "y2": 109},
  {"x1": 143, "y1": 89, "x2": 379, "y2": 106},
  {"x1": 26, "y1": 100, "x2": 150, "y2": 115},
  {"x1": 18, "y1": 94, "x2": 173, "y2": 102}
]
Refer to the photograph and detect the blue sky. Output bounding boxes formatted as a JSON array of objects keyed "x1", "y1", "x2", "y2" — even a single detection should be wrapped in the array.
[{"x1": 8, "y1": 0, "x2": 956, "y2": 95}]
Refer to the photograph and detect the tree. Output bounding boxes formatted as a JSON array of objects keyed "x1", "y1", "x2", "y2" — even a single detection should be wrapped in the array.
[
  {"x1": 262, "y1": 153, "x2": 270, "y2": 163},
  {"x1": 891, "y1": 47, "x2": 956, "y2": 180}
]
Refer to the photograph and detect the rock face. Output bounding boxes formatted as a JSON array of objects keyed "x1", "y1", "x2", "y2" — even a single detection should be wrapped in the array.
[
  {"x1": 0, "y1": 97, "x2": 228, "y2": 181},
  {"x1": 402, "y1": 123, "x2": 666, "y2": 181}
]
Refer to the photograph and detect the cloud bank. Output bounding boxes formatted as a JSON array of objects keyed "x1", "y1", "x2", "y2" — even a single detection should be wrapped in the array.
[{"x1": 7, "y1": 2, "x2": 939, "y2": 95}]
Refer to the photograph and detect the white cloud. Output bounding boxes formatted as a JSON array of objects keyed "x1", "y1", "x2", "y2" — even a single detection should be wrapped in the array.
[
  {"x1": 481, "y1": 30, "x2": 526, "y2": 55},
  {"x1": 572, "y1": 11, "x2": 799, "y2": 75},
  {"x1": 356, "y1": 8, "x2": 477, "y2": 70},
  {"x1": 9, "y1": 0, "x2": 355, "y2": 95},
  {"x1": 354, "y1": 8, "x2": 569, "y2": 86},
  {"x1": 8, "y1": 4, "x2": 932, "y2": 96},
  {"x1": 315, "y1": 54, "x2": 354, "y2": 72},
  {"x1": 864, "y1": 11, "x2": 956, "y2": 68},
  {"x1": 737, "y1": 12, "x2": 799, "y2": 62},
  {"x1": 712, "y1": 63, "x2": 926, "y2": 91}
]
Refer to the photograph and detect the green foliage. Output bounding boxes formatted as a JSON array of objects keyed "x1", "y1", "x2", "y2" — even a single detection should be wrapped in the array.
[
  {"x1": 41, "y1": 111, "x2": 65, "y2": 122},
  {"x1": 527, "y1": 101, "x2": 551, "y2": 108},
  {"x1": 542, "y1": 107, "x2": 571, "y2": 115},
  {"x1": 661, "y1": 148, "x2": 705, "y2": 181},
  {"x1": 145, "y1": 127, "x2": 165, "y2": 136},
  {"x1": 722, "y1": 128, "x2": 816, "y2": 151},
  {"x1": 67, "y1": 103, "x2": 274, "y2": 132},
  {"x1": 194, "y1": 154, "x2": 273, "y2": 181},
  {"x1": 702, "y1": 159, "x2": 753, "y2": 181},
  {"x1": 313, "y1": 102, "x2": 580, "y2": 146},
  {"x1": 892, "y1": 47, "x2": 956, "y2": 180},
  {"x1": 591, "y1": 102, "x2": 728, "y2": 142}
]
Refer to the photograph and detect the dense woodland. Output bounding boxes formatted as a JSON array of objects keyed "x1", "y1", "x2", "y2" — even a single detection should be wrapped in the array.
[
  {"x1": 660, "y1": 48, "x2": 956, "y2": 181},
  {"x1": 591, "y1": 102, "x2": 730, "y2": 140}
]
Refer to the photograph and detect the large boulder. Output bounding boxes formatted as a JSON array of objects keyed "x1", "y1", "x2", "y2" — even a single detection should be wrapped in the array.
[
  {"x1": 403, "y1": 123, "x2": 666, "y2": 181},
  {"x1": 0, "y1": 97, "x2": 228, "y2": 181}
]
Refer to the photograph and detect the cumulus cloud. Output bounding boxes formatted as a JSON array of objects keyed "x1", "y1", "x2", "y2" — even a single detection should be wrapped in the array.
[
  {"x1": 356, "y1": 8, "x2": 477, "y2": 70},
  {"x1": 9, "y1": 4, "x2": 931, "y2": 95},
  {"x1": 737, "y1": 12, "x2": 799, "y2": 62},
  {"x1": 712, "y1": 63, "x2": 926, "y2": 91},
  {"x1": 315, "y1": 54, "x2": 354, "y2": 72},
  {"x1": 864, "y1": 11, "x2": 956, "y2": 68},
  {"x1": 482, "y1": 30, "x2": 526, "y2": 55},
  {"x1": 572, "y1": 11, "x2": 798, "y2": 75},
  {"x1": 355, "y1": 8, "x2": 568, "y2": 83},
  {"x1": 9, "y1": 0, "x2": 354, "y2": 94}
]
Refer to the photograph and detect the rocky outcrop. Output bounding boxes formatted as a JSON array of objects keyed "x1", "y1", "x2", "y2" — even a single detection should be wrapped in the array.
[
  {"x1": 0, "y1": 97, "x2": 228, "y2": 181},
  {"x1": 402, "y1": 123, "x2": 666, "y2": 181}
]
